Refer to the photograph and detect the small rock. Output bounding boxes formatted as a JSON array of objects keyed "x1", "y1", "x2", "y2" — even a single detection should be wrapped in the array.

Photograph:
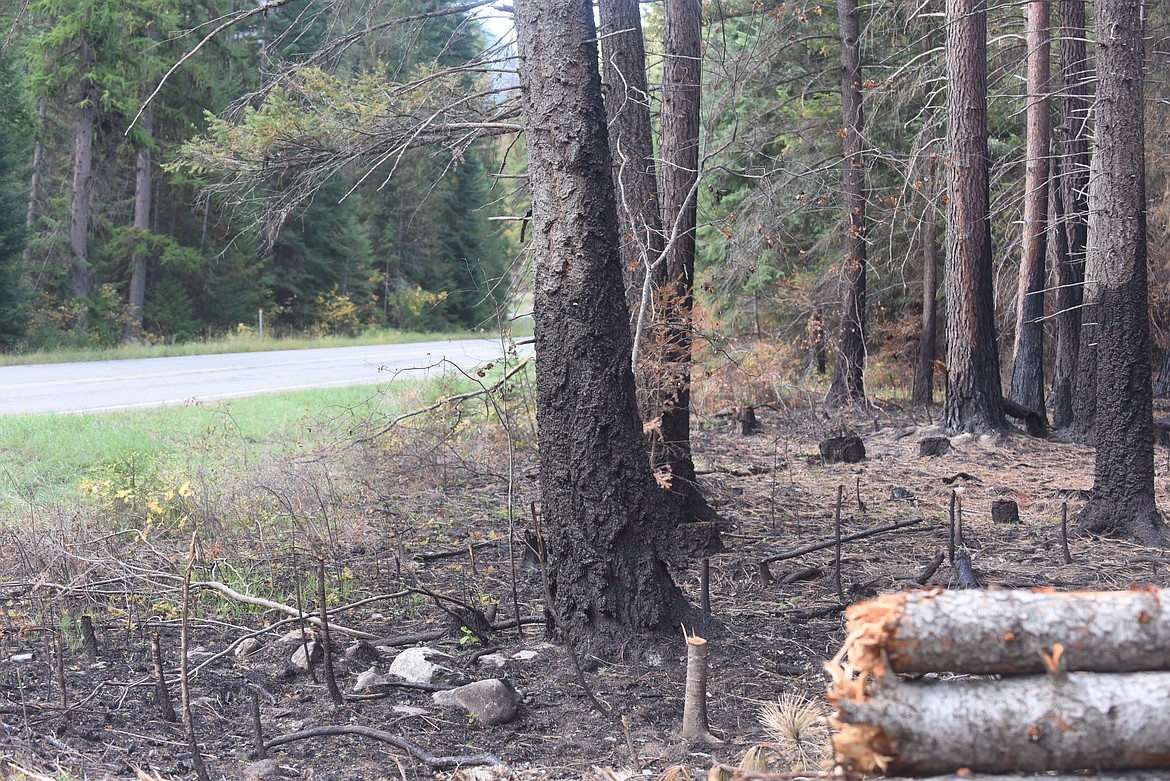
[
  {"x1": 235, "y1": 638, "x2": 264, "y2": 658},
  {"x1": 890, "y1": 487, "x2": 913, "y2": 500},
  {"x1": 392, "y1": 705, "x2": 431, "y2": 717},
  {"x1": 478, "y1": 653, "x2": 509, "y2": 668},
  {"x1": 432, "y1": 679, "x2": 520, "y2": 726},
  {"x1": 290, "y1": 641, "x2": 322, "y2": 670},
  {"x1": 389, "y1": 647, "x2": 470, "y2": 686},
  {"x1": 353, "y1": 666, "x2": 391, "y2": 692},
  {"x1": 510, "y1": 650, "x2": 539, "y2": 662},
  {"x1": 185, "y1": 647, "x2": 215, "y2": 662},
  {"x1": 243, "y1": 758, "x2": 285, "y2": 780}
]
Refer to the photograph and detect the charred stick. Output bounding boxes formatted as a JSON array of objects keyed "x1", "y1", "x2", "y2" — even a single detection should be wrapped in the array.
[
  {"x1": 1061, "y1": 502, "x2": 1073, "y2": 565},
  {"x1": 150, "y1": 631, "x2": 176, "y2": 722},
  {"x1": 181, "y1": 533, "x2": 210, "y2": 781},
  {"x1": 264, "y1": 724, "x2": 501, "y2": 768},
  {"x1": 834, "y1": 485, "x2": 845, "y2": 602},
  {"x1": 317, "y1": 555, "x2": 344, "y2": 707},
  {"x1": 913, "y1": 552, "x2": 946, "y2": 586}
]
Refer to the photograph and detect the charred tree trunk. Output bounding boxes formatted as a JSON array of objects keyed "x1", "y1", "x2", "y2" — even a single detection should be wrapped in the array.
[
  {"x1": 657, "y1": 0, "x2": 712, "y2": 522},
  {"x1": 826, "y1": 0, "x2": 867, "y2": 405},
  {"x1": 943, "y1": 0, "x2": 1005, "y2": 434},
  {"x1": 598, "y1": 0, "x2": 663, "y2": 317},
  {"x1": 514, "y1": 0, "x2": 692, "y2": 658},
  {"x1": 1009, "y1": 0, "x2": 1050, "y2": 413},
  {"x1": 912, "y1": 157, "x2": 941, "y2": 406},
  {"x1": 127, "y1": 103, "x2": 152, "y2": 335},
  {"x1": 1050, "y1": 0, "x2": 1090, "y2": 428},
  {"x1": 1074, "y1": 0, "x2": 1168, "y2": 545},
  {"x1": 69, "y1": 28, "x2": 96, "y2": 328}
]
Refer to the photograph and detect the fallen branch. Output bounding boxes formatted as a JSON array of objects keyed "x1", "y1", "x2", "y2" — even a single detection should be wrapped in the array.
[
  {"x1": 264, "y1": 724, "x2": 501, "y2": 768},
  {"x1": 372, "y1": 614, "x2": 543, "y2": 647},
  {"x1": 190, "y1": 580, "x2": 378, "y2": 639},
  {"x1": 841, "y1": 587, "x2": 1170, "y2": 677},
  {"x1": 351, "y1": 357, "x2": 532, "y2": 446},
  {"x1": 831, "y1": 670, "x2": 1170, "y2": 774},
  {"x1": 762, "y1": 518, "x2": 923, "y2": 564}
]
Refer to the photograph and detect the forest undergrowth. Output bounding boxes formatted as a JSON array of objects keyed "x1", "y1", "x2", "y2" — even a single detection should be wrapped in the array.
[{"x1": 1, "y1": 347, "x2": 1167, "y2": 780}]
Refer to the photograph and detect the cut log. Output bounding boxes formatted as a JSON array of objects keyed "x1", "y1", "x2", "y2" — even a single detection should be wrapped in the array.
[
  {"x1": 842, "y1": 587, "x2": 1170, "y2": 676},
  {"x1": 831, "y1": 670, "x2": 1170, "y2": 774}
]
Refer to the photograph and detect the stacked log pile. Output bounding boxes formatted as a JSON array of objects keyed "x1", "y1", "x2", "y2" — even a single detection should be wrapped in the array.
[{"x1": 827, "y1": 587, "x2": 1170, "y2": 776}]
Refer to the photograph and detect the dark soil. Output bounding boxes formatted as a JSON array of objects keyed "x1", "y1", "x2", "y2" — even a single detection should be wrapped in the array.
[{"x1": 2, "y1": 401, "x2": 1167, "y2": 780}]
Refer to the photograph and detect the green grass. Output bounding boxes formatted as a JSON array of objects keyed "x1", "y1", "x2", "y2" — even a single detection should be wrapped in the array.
[
  {"x1": 0, "y1": 317, "x2": 533, "y2": 367},
  {"x1": 0, "y1": 382, "x2": 427, "y2": 515}
]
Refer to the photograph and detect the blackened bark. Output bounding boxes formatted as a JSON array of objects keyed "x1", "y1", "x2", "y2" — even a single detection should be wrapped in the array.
[
  {"x1": 658, "y1": 0, "x2": 709, "y2": 518},
  {"x1": 943, "y1": 0, "x2": 1006, "y2": 434},
  {"x1": 598, "y1": 0, "x2": 663, "y2": 316},
  {"x1": 1074, "y1": 0, "x2": 1168, "y2": 546},
  {"x1": 70, "y1": 27, "x2": 96, "y2": 327},
  {"x1": 1009, "y1": 0, "x2": 1050, "y2": 413},
  {"x1": 514, "y1": 0, "x2": 692, "y2": 656},
  {"x1": 912, "y1": 157, "x2": 940, "y2": 406},
  {"x1": 826, "y1": 0, "x2": 867, "y2": 405},
  {"x1": 1057, "y1": 0, "x2": 1092, "y2": 435}
]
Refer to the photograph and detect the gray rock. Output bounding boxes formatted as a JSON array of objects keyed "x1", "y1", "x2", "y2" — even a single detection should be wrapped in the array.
[
  {"x1": 509, "y1": 649, "x2": 539, "y2": 662},
  {"x1": 235, "y1": 638, "x2": 264, "y2": 658},
  {"x1": 353, "y1": 666, "x2": 391, "y2": 692},
  {"x1": 432, "y1": 678, "x2": 520, "y2": 726},
  {"x1": 392, "y1": 705, "x2": 431, "y2": 718},
  {"x1": 389, "y1": 647, "x2": 470, "y2": 686},
  {"x1": 290, "y1": 640, "x2": 322, "y2": 670},
  {"x1": 242, "y1": 758, "x2": 285, "y2": 780},
  {"x1": 478, "y1": 653, "x2": 509, "y2": 668}
]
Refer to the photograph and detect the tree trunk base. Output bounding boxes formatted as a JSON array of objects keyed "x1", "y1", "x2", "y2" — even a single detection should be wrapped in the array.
[{"x1": 1076, "y1": 497, "x2": 1170, "y2": 547}]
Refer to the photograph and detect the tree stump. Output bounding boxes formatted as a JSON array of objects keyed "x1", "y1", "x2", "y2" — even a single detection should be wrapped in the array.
[
  {"x1": 991, "y1": 499, "x2": 1020, "y2": 524},
  {"x1": 733, "y1": 405, "x2": 759, "y2": 435},
  {"x1": 820, "y1": 435, "x2": 865, "y2": 463},
  {"x1": 918, "y1": 437, "x2": 951, "y2": 457}
]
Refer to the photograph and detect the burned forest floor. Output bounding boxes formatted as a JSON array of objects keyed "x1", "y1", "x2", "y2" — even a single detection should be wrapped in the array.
[{"x1": 2, "y1": 396, "x2": 1168, "y2": 781}]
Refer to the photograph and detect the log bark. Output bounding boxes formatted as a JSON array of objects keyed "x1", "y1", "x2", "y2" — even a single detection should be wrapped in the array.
[
  {"x1": 842, "y1": 587, "x2": 1170, "y2": 676},
  {"x1": 832, "y1": 670, "x2": 1170, "y2": 775}
]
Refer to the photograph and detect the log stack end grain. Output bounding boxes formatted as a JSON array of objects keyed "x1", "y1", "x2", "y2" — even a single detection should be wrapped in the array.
[{"x1": 827, "y1": 587, "x2": 1170, "y2": 776}]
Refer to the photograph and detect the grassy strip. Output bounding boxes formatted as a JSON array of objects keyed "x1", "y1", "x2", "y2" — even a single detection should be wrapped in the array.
[
  {"x1": 0, "y1": 381, "x2": 433, "y2": 515},
  {"x1": 0, "y1": 317, "x2": 533, "y2": 367}
]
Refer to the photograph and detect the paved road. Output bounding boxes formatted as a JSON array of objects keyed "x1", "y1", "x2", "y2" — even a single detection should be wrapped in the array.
[{"x1": 0, "y1": 338, "x2": 526, "y2": 415}]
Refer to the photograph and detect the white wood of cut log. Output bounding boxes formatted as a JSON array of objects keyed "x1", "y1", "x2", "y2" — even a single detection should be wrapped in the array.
[
  {"x1": 842, "y1": 586, "x2": 1170, "y2": 675},
  {"x1": 833, "y1": 671, "x2": 1170, "y2": 774}
]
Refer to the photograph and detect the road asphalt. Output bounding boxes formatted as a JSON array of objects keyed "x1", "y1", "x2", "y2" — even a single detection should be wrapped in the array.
[{"x1": 0, "y1": 338, "x2": 527, "y2": 415}]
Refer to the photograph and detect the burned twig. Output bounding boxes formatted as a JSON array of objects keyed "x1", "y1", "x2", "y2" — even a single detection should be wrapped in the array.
[
  {"x1": 762, "y1": 517, "x2": 923, "y2": 564},
  {"x1": 263, "y1": 724, "x2": 501, "y2": 768}
]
